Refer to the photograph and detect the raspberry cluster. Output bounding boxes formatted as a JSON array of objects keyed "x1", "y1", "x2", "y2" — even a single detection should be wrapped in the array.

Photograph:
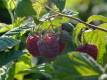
[{"x1": 26, "y1": 31, "x2": 66, "y2": 59}]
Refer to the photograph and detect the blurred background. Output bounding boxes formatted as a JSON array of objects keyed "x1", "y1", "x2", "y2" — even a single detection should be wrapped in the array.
[
  {"x1": 1, "y1": 0, "x2": 107, "y2": 24},
  {"x1": 65, "y1": 0, "x2": 107, "y2": 21}
]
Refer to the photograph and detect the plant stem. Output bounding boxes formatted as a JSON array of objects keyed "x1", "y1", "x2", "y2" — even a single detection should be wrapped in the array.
[{"x1": 45, "y1": 5, "x2": 107, "y2": 32}]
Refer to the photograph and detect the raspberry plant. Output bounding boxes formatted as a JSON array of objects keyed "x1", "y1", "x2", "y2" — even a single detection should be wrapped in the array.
[{"x1": 0, "y1": 0, "x2": 107, "y2": 80}]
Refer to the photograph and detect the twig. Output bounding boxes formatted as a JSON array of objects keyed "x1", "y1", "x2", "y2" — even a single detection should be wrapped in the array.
[
  {"x1": 45, "y1": 5, "x2": 107, "y2": 32},
  {"x1": 43, "y1": 14, "x2": 59, "y2": 21}
]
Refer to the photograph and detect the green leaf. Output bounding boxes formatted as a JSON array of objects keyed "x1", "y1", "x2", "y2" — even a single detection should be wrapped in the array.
[
  {"x1": 17, "y1": 63, "x2": 54, "y2": 79},
  {"x1": 6, "y1": 63, "x2": 15, "y2": 80},
  {"x1": 0, "y1": 23, "x2": 9, "y2": 33},
  {"x1": 0, "y1": 37, "x2": 19, "y2": 52},
  {"x1": 0, "y1": 63, "x2": 14, "y2": 80},
  {"x1": 0, "y1": 50, "x2": 24, "y2": 67},
  {"x1": 2, "y1": 0, "x2": 16, "y2": 10},
  {"x1": 2, "y1": 0, "x2": 16, "y2": 22},
  {"x1": 32, "y1": 0, "x2": 47, "y2": 16},
  {"x1": 2, "y1": 17, "x2": 36, "y2": 37},
  {"x1": 14, "y1": 54, "x2": 31, "y2": 80},
  {"x1": 82, "y1": 23, "x2": 107, "y2": 66},
  {"x1": 40, "y1": 17, "x2": 69, "y2": 31},
  {"x1": 15, "y1": 0, "x2": 36, "y2": 17},
  {"x1": 75, "y1": 18, "x2": 107, "y2": 66},
  {"x1": 87, "y1": 15, "x2": 107, "y2": 23},
  {"x1": 0, "y1": 0, "x2": 5, "y2": 8},
  {"x1": 53, "y1": 52, "x2": 102, "y2": 80},
  {"x1": 52, "y1": 0, "x2": 66, "y2": 11},
  {"x1": 74, "y1": 23, "x2": 86, "y2": 44},
  {"x1": 0, "y1": 18, "x2": 24, "y2": 33}
]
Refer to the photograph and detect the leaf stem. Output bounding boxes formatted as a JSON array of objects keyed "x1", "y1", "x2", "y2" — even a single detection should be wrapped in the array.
[{"x1": 45, "y1": 5, "x2": 107, "y2": 32}]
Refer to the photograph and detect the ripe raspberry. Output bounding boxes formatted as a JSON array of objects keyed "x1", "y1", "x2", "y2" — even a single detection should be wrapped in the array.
[
  {"x1": 26, "y1": 34, "x2": 40, "y2": 57},
  {"x1": 26, "y1": 31, "x2": 66, "y2": 59},
  {"x1": 43, "y1": 33, "x2": 59, "y2": 58},
  {"x1": 76, "y1": 44, "x2": 98, "y2": 60},
  {"x1": 37, "y1": 38, "x2": 48, "y2": 57},
  {"x1": 59, "y1": 42, "x2": 65, "y2": 53}
]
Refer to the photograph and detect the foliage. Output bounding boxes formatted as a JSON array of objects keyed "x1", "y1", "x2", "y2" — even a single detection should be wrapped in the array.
[{"x1": 0, "y1": 0, "x2": 107, "y2": 80}]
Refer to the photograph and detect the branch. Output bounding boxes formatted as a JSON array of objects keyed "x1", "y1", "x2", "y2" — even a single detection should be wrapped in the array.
[{"x1": 45, "y1": 5, "x2": 107, "y2": 32}]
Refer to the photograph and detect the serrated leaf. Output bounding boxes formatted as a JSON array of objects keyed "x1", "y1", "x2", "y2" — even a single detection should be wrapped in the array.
[
  {"x1": 15, "y1": 0, "x2": 36, "y2": 17},
  {"x1": 87, "y1": 15, "x2": 107, "y2": 23},
  {"x1": 17, "y1": 63, "x2": 53, "y2": 79},
  {"x1": 52, "y1": 0, "x2": 66, "y2": 11},
  {"x1": 33, "y1": 0, "x2": 47, "y2": 16},
  {"x1": 81, "y1": 23, "x2": 107, "y2": 65},
  {"x1": 74, "y1": 19, "x2": 107, "y2": 66},
  {"x1": 53, "y1": 52, "x2": 102, "y2": 80},
  {"x1": 0, "y1": 50, "x2": 24, "y2": 67},
  {"x1": 0, "y1": 18, "x2": 24, "y2": 33},
  {"x1": 2, "y1": 17, "x2": 36, "y2": 37},
  {"x1": 0, "y1": 37, "x2": 19, "y2": 52}
]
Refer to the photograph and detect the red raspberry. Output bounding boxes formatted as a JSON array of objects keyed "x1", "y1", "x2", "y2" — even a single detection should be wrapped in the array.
[
  {"x1": 26, "y1": 32, "x2": 66, "y2": 59},
  {"x1": 26, "y1": 34, "x2": 40, "y2": 57},
  {"x1": 76, "y1": 44, "x2": 98, "y2": 60},
  {"x1": 37, "y1": 38, "x2": 48, "y2": 57},
  {"x1": 59, "y1": 42, "x2": 65, "y2": 52},
  {"x1": 43, "y1": 33, "x2": 59, "y2": 58}
]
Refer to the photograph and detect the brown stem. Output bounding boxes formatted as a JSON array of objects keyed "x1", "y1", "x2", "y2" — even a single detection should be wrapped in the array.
[{"x1": 45, "y1": 5, "x2": 107, "y2": 32}]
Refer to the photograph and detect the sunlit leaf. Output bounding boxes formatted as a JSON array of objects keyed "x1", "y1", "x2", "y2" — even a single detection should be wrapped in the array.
[
  {"x1": 2, "y1": 17, "x2": 36, "y2": 37},
  {"x1": 87, "y1": 15, "x2": 107, "y2": 23},
  {"x1": 74, "y1": 23, "x2": 86, "y2": 44},
  {"x1": 40, "y1": 17, "x2": 69, "y2": 31},
  {"x1": 82, "y1": 23, "x2": 107, "y2": 65},
  {"x1": 32, "y1": 0, "x2": 47, "y2": 17},
  {"x1": 2, "y1": 0, "x2": 16, "y2": 10},
  {"x1": 0, "y1": 18, "x2": 24, "y2": 33},
  {"x1": 53, "y1": 52, "x2": 102, "y2": 80}
]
